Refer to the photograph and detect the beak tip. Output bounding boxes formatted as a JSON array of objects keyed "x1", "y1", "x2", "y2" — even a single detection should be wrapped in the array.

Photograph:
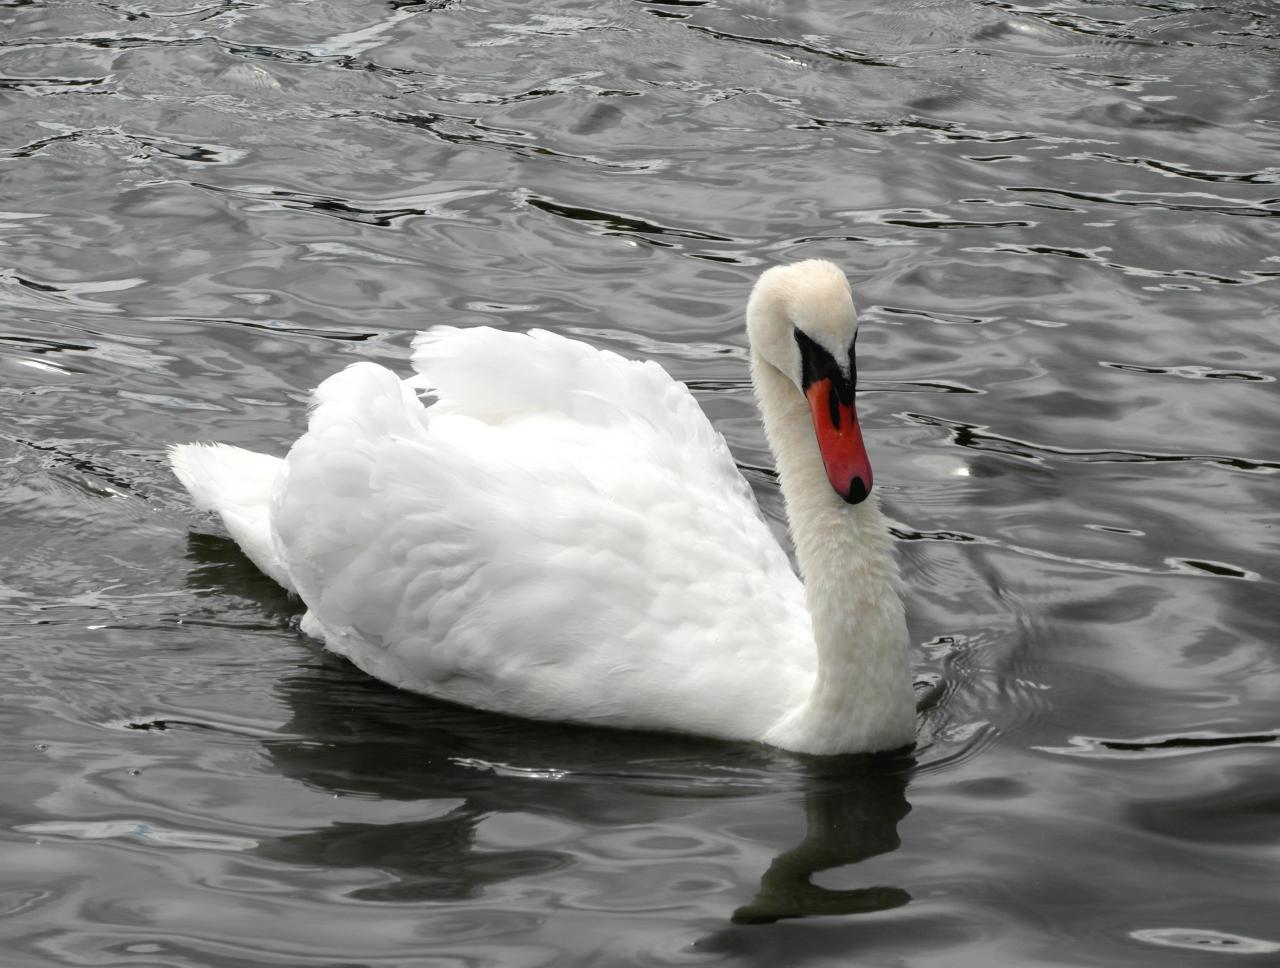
[
  {"x1": 805, "y1": 376, "x2": 874, "y2": 506},
  {"x1": 841, "y1": 476, "x2": 871, "y2": 505}
]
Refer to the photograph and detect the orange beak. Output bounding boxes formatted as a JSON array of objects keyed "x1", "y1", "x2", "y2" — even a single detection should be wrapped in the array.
[{"x1": 804, "y1": 378, "x2": 873, "y2": 504}]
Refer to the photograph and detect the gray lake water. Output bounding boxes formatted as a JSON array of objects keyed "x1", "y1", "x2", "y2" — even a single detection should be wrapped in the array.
[{"x1": 2, "y1": 0, "x2": 1279, "y2": 965}]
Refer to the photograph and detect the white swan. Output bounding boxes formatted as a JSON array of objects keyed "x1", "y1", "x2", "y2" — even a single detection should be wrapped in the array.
[{"x1": 171, "y1": 260, "x2": 915, "y2": 755}]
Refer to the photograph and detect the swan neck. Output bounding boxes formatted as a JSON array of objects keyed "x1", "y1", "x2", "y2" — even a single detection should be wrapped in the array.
[{"x1": 750, "y1": 354, "x2": 915, "y2": 754}]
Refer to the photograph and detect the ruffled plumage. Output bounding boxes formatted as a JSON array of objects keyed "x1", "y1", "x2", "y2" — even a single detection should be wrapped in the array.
[{"x1": 173, "y1": 326, "x2": 813, "y2": 740}]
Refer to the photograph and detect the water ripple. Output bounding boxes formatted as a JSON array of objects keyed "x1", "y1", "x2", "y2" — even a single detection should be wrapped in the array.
[
  {"x1": 191, "y1": 179, "x2": 489, "y2": 227},
  {"x1": 903, "y1": 412, "x2": 1280, "y2": 476},
  {"x1": 0, "y1": 75, "x2": 111, "y2": 94},
  {"x1": 365, "y1": 109, "x2": 665, "y2": 172},
  {"x1": 1037, "y1": 730, "x2": 1280, "y2": 760},
  {"x1": 1099, "y1": 361, "x2": 1275, "y2": 384},
  {"x1": 17, "y1": 819, "x2": 258, "y2": 852},
  {"x1": 527, "y1": 194, "x2": 737, "y2": 246},
  {"x1": 3, "y1": 0, "x2": 1278, "y2": 962},
  {"x1": 890, "y1": 522, "x2": 1261, "y2": 583},
  {"x1": 682, "y1": 23, "x2": 898, "y2": 69},
  {"x1": 1131, "y1": 929, "x2": 1280, "y2": 956},
  {"x1": 1005, "y1": 184, "x2": 1280, "y2": 220}
]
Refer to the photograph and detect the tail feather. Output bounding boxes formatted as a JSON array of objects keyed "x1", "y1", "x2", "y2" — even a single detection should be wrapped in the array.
[{"x1": 169, "y1": 443, "x2": 294, "y2": 592}]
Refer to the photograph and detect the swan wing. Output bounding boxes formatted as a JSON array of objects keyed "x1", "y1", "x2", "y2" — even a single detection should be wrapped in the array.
[
  {"x1": 270, "y1": 329, "x2": 810, "y2": 739},
  {"x1": 410, "y1": 326, "x2": 735, "y2": 469}
]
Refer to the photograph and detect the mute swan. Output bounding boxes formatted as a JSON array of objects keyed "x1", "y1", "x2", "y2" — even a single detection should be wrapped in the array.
[{"x1": 171, "y1": 260, "x2": 915, "y2": 755}]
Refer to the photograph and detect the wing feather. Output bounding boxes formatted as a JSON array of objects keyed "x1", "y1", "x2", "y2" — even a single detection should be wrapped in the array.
[{"x1": 269, "y1": 329, "x2": 811, "y2": 737}]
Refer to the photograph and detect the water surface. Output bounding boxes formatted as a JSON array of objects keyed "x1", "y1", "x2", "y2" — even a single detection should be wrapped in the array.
[{"x1": 2, "y1": 0, "x2": 1278, "y2": 964}]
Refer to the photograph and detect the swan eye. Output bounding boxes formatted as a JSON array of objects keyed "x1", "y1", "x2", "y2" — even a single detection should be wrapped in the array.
[{"x1": 794, "y1": 328, "x2": 857, "y2": 402}]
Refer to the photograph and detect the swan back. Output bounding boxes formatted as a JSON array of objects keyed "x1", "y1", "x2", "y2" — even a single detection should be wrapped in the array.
[{"x1": 270, "y1": 328, "x2": 813, "y2": 739}]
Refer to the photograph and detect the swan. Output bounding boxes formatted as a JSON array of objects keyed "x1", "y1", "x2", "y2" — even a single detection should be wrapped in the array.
[{"x1": 170, "y1": 260, "x2": 915, "y2": 755}]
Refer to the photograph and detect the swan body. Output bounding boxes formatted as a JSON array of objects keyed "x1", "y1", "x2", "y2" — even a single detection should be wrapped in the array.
[{"x1": 171, "y1": 261, "x2": 915, "y2": 754}]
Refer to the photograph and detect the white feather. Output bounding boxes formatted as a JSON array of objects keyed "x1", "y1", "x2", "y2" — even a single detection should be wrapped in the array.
[
  {"x1": 171, "y1": 262, "x2": 915, "y2": 754},
  {"x1": 169, "y1": 442, "x2": 292, "y2": 592}
]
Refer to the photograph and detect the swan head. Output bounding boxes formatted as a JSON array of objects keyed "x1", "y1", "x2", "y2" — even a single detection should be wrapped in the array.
[{"x1": 746, "y1": 260, "x2": 874, "y2": 505}]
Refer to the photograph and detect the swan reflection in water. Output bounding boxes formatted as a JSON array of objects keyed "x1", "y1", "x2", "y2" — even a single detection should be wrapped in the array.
[
  {"x1": 728, "y1": 762, "x2": 911, "y2": 925},
  {"x1": 262, "y1": 664, "x2": 915, "y2": 919},
  {"x1": 187, "y1": 532, "x2": 914, "y2": 923}
]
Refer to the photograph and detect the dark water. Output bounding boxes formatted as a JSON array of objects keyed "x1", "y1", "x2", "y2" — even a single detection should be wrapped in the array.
[{"x1": 2, "y1": 0, "x2": 1278, "y2": 964}]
